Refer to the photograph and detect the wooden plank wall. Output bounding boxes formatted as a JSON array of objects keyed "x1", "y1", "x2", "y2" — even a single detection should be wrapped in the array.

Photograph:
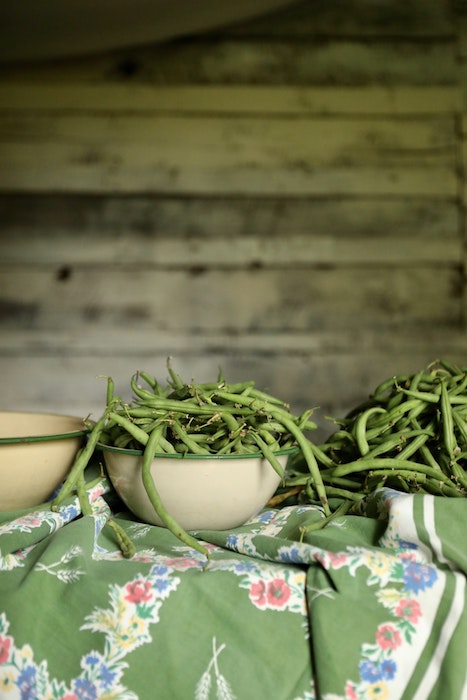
[{"x1": 0, "y1": 0, "x2": 466, "y2": 438}]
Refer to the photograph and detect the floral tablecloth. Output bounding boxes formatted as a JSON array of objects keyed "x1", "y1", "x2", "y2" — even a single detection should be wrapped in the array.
[{"x1": 1, "y1": 467, "x2": 466, "y2": 700}]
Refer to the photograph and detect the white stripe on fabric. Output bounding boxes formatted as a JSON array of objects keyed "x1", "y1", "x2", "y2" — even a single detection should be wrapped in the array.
[
  {"x1": 461, "y1": 665, "x2": 467, "y2": 700},
  {"x1": 412, "y1": 573, "x2": 466, "y2": 700},
  {"x1": 423, "y1": 495, "x2": 449, "y2": 566}
]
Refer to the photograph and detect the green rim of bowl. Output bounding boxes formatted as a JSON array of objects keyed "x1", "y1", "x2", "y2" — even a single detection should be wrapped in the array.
[
  {"x1": 97, "y1": 442, "x2": 299, "y2": 460},
  {"x1": 0, "y1": 430, "x2": 88, "y2": 445},
  {"x1": 0, "y1": 417, "x2": 89, "y2": 444}
]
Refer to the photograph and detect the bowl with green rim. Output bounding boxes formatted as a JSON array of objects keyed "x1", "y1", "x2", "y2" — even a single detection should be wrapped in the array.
[
  {"x1": 0, "y1": 411, "x2": 89, "y2": 511},
  {"x1": 99, "y1": 444, "x2": 297, "y2": 531}
]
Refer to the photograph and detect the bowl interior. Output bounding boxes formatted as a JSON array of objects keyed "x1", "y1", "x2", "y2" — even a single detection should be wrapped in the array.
[{"x1": 0, "y1": 411, "x2": 87, "y2": 443}]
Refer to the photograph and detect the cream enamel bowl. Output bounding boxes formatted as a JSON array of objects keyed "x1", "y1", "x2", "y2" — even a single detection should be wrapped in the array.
[
  {"x1": 100, "y1": 445, "x2": 296, "y2": 531},
  {"x1": 0, "y1": 411, "x2": 88, "y2": 511}
]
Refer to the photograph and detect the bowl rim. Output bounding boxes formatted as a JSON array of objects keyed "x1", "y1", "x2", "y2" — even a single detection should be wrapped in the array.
[
  {"x1": 97, "y1": 442, "x2": 299, "y2": 460},
  {"x1": 0, "y1": 410, "x2": 89, "y2": 444}
]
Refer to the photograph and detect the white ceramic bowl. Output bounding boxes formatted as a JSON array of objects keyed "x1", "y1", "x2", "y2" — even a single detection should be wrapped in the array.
[
  {"x1": 100, "y1": 445, "x2": 296, "y2": 531},
  {"x1": 0, "y1": 411, "x2": 88, "y2": 511}
]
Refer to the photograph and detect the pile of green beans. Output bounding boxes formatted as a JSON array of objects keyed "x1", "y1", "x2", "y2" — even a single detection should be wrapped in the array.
[
  {"x1": 284, "y1": 360, "x2": 467, "y2": 524},
  {"x1": 51, "y1": 361, "x2": 327, "y2": 560}
]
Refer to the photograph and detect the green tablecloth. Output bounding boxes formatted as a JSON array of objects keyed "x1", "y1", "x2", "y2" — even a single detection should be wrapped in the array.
[{"x1": 0, "y1": 471, "x2": 466, "y2": 699}]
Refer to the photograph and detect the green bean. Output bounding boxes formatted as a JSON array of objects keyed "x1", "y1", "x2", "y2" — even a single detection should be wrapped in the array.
[
  {"x1": 365, "y1": 432, "x2": 412, "y2": 459},
  {"x1": 51, "y1": 413, "x2": 107, "y2": 508},
  {"x1": 440, "y1": 379, "x2": 457, "y2": 460},
  {"x1": 364, "y1": 399, "x2": 423, "y2": 440},
  {"x1": 385, "y1": 391, "x2": 406, "y2": 411},
  {"x1": 450, "y1": 372, "x2": 467, "y2": 396},
  {"x1": 221, "y1": 410, "x2": 243, "y2": 435},
  {"x1": 438, "y1": 359, "x2": 463, "y2": 376},
  {"x1": 258, "y1": 428, "x2": 279, "y2": 446},
  {"x1": 105, "y1": 376, "x2": 115, "y2": 405},
  {"x1": 306, "y1": 442, "x2": 335, "y2": 469},
  {"x1": 397, "y1": 388, "x2": 440, "y2": 404},
  {"x1": 213, "y1": 389, "x2": 292, "y2": 422},
  {"x1": 397, "y1": 432, "x2": 430, "y2": 461},
  {"x1": 250, "y1": 433, "x2": 285, "y2": 479},
  {"x1": 372, "y1": 375, "x2": 405, "y2": 400},
  {"x1": 76, "y1": 472, "x2": 92, "y2": 516},
  {"x1": 166, "y1": 357, "x2": 185, "y2": 390},
  {"x1": 136, "y1": 397, "x2": 257, "y2": 417},
  {"x1": 451, "y1": 460, "x2": 467, "y2": 490},
  {"x1": 354, "y1": 407, "x2": 387, "y2": 456},
  {"x1": 141, "y1": 425, "x2": 209, "y2": 560},
  {"x1": 170, "y1": 420, "x2": 211, "y2": 455},
  {"x1": 331, "y1": 457, "x2": 458, "y2": 485},
  {"x1": 299, "y1": 500, "x2": 354, "y2": 539},
  {"x1": 452, "y1": 408, "x2": 467, "y2": 444},
  {"x1": 269, "y1": 410, "x2": 330, "y2": 515},
  {"x1": 106, "y1": 519, "x2": 136, "y2": 559},
  {"x1": 107, "y1": 412, "x2": 150, "y2": 447},
  {"x1": 246, "y1": 386, "x2": 291, "y2": 407}
]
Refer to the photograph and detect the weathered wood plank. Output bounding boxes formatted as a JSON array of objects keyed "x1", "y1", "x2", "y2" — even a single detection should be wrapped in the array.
[
  {"x1": 0, "y1": 41, "x2": 457, "y2": 87},
  {"x1": 228, "y1": 0, "x2": 456, "y2": 38},
  {"x1": 2, "y1": 327, "x2": 466, "y2": 356},
  {"x1": 0, "y1": 195, "x2": 460, "y2": 265},
  {"x1": 455, "y1": 14, "x2": 467, "y2": 59},
  {"x1": 1, "y1": 84, "x2": 460, "y2": 116},
  {"x1": 0, "y1": 266, "x2": 461, "y2": 334},
  {"x1": 0, "y1": 114, "x2": 457, "y2": 195}
]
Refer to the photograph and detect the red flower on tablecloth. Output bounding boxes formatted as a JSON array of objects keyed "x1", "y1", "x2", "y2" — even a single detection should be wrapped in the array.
[
  {"x1": 249, "y1": 578, "x2": 291, "y2": 609},
  {"x1": 327, "y1": 552, "x2": 348, "y2": 568},
  {"x1": 267, "y1": 578, "x2": 291, "y2": 607},
  {"x1": 394, "y1": 598, "x2": 422, "y2": 624},
  {"x1": 124, "y1": 579, "x2": 153, "y2": 604},
  {"x1": 0, "y1": 635, "x2": 11, "y2": 664},
  {"x1": 375, "y1": 624, "x2": 402, "y2": 651}
]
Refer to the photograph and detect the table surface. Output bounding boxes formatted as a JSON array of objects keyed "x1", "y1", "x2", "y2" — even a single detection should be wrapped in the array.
[{"x1": 1, "y1": 466, "x2": 466, "y2": 700}]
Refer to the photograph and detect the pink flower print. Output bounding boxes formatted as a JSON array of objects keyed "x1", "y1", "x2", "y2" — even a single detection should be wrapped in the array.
[
  {"x1": 0, "y1": 635, "x2": 11, "y2": 664},
  {"x1": 124, "y1": 579, "x2": 153, "y2": 604},
  {"x1": 345, "y1": 681, "x2": 358, "y2": 699},
  {"x1": 18, "y1": 514, "x2": 42, "y2": 528},
  {"x1": 395, "y1": 598, "x2": 422, "y2": 624},
  {"x1": 163, "y1": 556, "x2": 202, "y2": 570},
  {"x1": 376, "y1": 624, "x2": 402, "y2": 651},
  {"x1": 328, "y1": 552, "x2": 348, "y2": 568},
  {"x1": 250, "y1": 578, "x2": 291, "y2": 609},
  {"x1": 266, "y1": 578, "x2": 291, "y2": 608},
  {"x1": 250, "y1": 580, "x2": 268, "y2": 608}
]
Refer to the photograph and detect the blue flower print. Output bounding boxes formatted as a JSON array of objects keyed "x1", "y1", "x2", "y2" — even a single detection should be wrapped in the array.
[
  {"x1": 73, "y1": 677, "x2": 98, "y2": 700},
  {"x1": 233, "y1": 561, "x2": 256, "y2": 574},
  {"x1": 403, "y1": 561, "x2": 437, "y2": 594},
  {"x1": 257, "y1": 510, "x2": 275, "y2": 523},
  {"x1": 381, "y1": 658, "x2": 397, "y2": 680},
  {"x1": 397, "y1": 539, "x2": 418, "y2": 551},
  {"x1": 84, "y1": 652, "x2": 100, "y2": 666},
  {"x1": 226, "y1": 534, "x2": 239, "y2": 547},
  {"x1": 359, "y1": 660, "x2": 381, "y2": 683},
  {"x1": 17, "y1": 665, "x2": 37, "y2": 700},
  {"x1": 153, "y1": 576, "x2": 170, "y2": 594},
  {"x1": 279, "y1": 545, "x2": 306, "y2": 565},
  {"x1": 99, "y1": 663, "x2": 118, "y2": 688}
]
